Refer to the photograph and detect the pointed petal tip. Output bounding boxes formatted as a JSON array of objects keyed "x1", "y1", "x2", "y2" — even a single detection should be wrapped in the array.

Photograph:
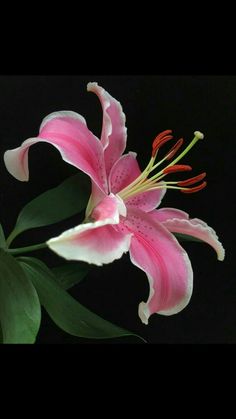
[
  {"x1": 87, "y1": 81, "x2": 98, "y2": 92},
  {"x1": 217, "y1": 244, "x2": 225, "y2": 261},
  {"x1": 138, "y1": 302, "x2": 150, "y2": 325},
  {"x1": 4, "y1": 149, "x2": 29, "y2": 182},
  {"x1": 160, "y1": 216, "x2": 225, "y2": 263}
]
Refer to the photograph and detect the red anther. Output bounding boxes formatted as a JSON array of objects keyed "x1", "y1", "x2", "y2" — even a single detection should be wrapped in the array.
[
  {"x1": 163, "y1": 164, "x2": 192, "y2": 174},
  {"x1": 152, "y1": 135, "x2": 173, "y2": 150},
  {"x1": 152, "y1": 136, "x2": 173, "y2": 156},
  {"x1": 154, "y1": 130, "x2": 173, "y2": 142},
  {"x1": 177, "y1": 172, "x2": 206, "y2": 187},
  {"x1": 152, "y1": 130, "x2": 173, "y2": 156},
  {"x1": 165, "y1": 138, "x2": 184, "y2": 161},
  {"x1": 181, "y1": 181, "x2": 207, "y2": 193}
]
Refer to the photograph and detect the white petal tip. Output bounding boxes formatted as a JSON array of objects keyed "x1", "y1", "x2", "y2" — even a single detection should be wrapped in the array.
[
  {"x1": 87, "y1": 82, "x2": 98, "y2": 92},
  {"x1": 4, "y1": 151, "x2": 29, "y2": 181},
  {"x1": 194, "y1": 131, "x2": 204, "y2": 140},
  {"x1": 138, "y1": 302, "x2": 150, "y2": 325},
  {"x1": 218, "y1": 246, "x2": 225, "y2": 261}
]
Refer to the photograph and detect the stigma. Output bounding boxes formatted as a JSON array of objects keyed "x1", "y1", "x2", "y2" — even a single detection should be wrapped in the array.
[{"x1": 118, "y1": 130, "x2": 206, "y2": 201}]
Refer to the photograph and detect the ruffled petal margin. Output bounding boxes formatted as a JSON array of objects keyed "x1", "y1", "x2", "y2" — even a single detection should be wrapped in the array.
[
  {"x1": 150, "y1": 208, "x2": 225, "y2": 261},
  {"x1": 87, "y1": 82, "x2": 127, "y2": 175}
]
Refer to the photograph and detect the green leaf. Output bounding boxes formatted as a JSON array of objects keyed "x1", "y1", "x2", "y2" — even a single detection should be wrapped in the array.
[
  {"x1": 8, "y1": 172, "x2": 90, "y2": 244},
  {"x1": 173, "y1": 233, "x2": 203, "y2": 243},
  {"x1": 18, "y1": 257, "x2": 144, "y2": 341},
  {"x1": 0, "y1": 225, "x2": 6, "y2": 249},
  {"x1": 52, "y1": 262, "x2": 90, "y2": 290},
  {"x1": 0, "y1": 249, "x2": 41, "y2": 343}
]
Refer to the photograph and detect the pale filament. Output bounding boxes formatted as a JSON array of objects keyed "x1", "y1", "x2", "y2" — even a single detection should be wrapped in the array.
[{"x1": 118, "y1": 131, "x2": 205, "y2": 201}]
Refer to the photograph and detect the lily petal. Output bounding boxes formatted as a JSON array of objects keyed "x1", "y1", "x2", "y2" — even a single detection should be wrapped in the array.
[
  {"x1": 47, "y1": 194, "x2": 132, "y2": 265},
  {"x1": 87, "y1": 82, "x2": 127, "y2": 175},
  {"x1": 109, "y1": 152, "x2": 140, "y2": 193},
  {"x1": 122, "y1": 208, "x2": 193, "y2": 324},
  {"x1": 109, "y1": 152, "x2": 166, "y2": 211},
  {"x1": 159, "y1": 214, "x2": 225, "y2": 261},
  {"x1": 4, "y1": 111, "x2": 108, "y2": 193},
  {"x1": 149, "y1": 208, "x2": 189, "y2": 223},
  {"x1": 85, "y1": 181, "x2": 107, "y2": 218},
  {"x1": 149, "y1": 208, "x2": 225, "y2": 261}
]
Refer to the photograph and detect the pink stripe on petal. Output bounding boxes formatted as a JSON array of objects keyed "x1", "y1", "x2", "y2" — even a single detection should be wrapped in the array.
[
  {"x1": 161, "y1": 217, "x2": 225, "y2": 261},
  {"x1": 4, "y1": 111, "x2": 108, "y2": 193},
  {"x1": 87, "y1": 82, "x2": 127, "y2": 175},
  {"x1": 122, "y1": 208, "x2": 193, "y2": 324}
]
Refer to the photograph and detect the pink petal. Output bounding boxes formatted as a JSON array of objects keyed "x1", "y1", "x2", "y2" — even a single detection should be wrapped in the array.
[
  {"x1": 87, "y1": 82, "x2": 127, "y2": 175},
  {"x1": 109, "y1": 152, "x2": 166, "y2": 211},
  {"x1": 121, "y1": 208, "x2": 193, "y2": 324},
  {"x1": 149, "y1": 207, "x2": 189, "y2": 223},
  {"x1": 109, "y1": 152, "x2": 140, "y2": 193},
  {"x1": 85, "y1": 181, "x2": 107, "y2": 219},
  {"x1": 4, "y1": 111, "x2": 108, "y2": 193},
  {"x1": 160, "y1": 215, "x2": 225, "y2": 261},
  {"x1": 47, "y1": 194, "x2": 132, "y2": 265},
  {"x1": 125, "y1": 188, "x2": 166, "y2": 213}
]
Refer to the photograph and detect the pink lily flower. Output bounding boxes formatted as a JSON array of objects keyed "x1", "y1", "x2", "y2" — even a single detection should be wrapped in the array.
[{"x1": 4, "y1": 82, "x2": 225, "y2": 325}]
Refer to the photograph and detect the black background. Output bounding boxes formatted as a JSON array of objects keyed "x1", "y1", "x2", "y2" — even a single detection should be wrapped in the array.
[{"x1": 0, "y1": 75, "x2": 234, "y2": 344}]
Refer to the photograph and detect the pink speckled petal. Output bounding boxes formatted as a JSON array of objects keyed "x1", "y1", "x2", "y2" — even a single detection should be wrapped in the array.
[
  {"x1": 109, "y1": 152, "x2": 166, "y2": 211},
  {"x1": 109, "y1": 152, "x2": 140, "y2": 193},
  {"x1": 125, "y1": 187, "x2": 166, "y2": 213},
  {"x1": 122, "y1": 208, "x2": 193, "y2": 324},
  {"x1": 4, "y1": 111, "x2": 108, "y2": 193},
  {"x1": 87, "y1": 82, "x2": 127, "y2": 175},
  {"x1": 47, "y1": 194, "x2": 132, "y2": 265}
]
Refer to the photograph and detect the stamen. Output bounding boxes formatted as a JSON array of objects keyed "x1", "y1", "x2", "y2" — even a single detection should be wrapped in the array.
[
  {"x1": 165, "y1": 138, "x2": 184, "y2": 160},
  {"x1": 152, "y1": 130, "x2": 173, "y2": 157},
  {"x1": 118, "y1": 129, "x2": 205, "y2": 202},
  {"x1": 177, "y1": 172, "x2": 206, "y2": 187},
  {"x1": 152, "y1": 130, "x2": 172, "y2": 145},
  {"x1": 163, "y1": 165, "x2": 192, "y2": 174},
  {"x1": 181, "y1": 181, "x2": 207, "y2": 193},
  {"x1": 152, "y1": 136, "x2": 173, "y2": 157}
]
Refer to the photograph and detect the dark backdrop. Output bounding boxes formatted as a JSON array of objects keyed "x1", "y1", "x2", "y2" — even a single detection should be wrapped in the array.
[{"x1": 0, "y1": 76, "x2": 234, "y2": 343}]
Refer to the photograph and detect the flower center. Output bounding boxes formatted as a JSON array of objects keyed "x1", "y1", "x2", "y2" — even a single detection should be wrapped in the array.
[{"x1": 118, "y1": 130, "x2": 206, "y2": 201}]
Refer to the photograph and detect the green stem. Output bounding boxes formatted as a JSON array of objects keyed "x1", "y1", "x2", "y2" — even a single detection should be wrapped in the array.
[
  {"x1": 6, "y1": 229, "x2": 20, "y2": 247},
  {"x1": 8, "y1": 242, "x2": 47, "y2": 255}
]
